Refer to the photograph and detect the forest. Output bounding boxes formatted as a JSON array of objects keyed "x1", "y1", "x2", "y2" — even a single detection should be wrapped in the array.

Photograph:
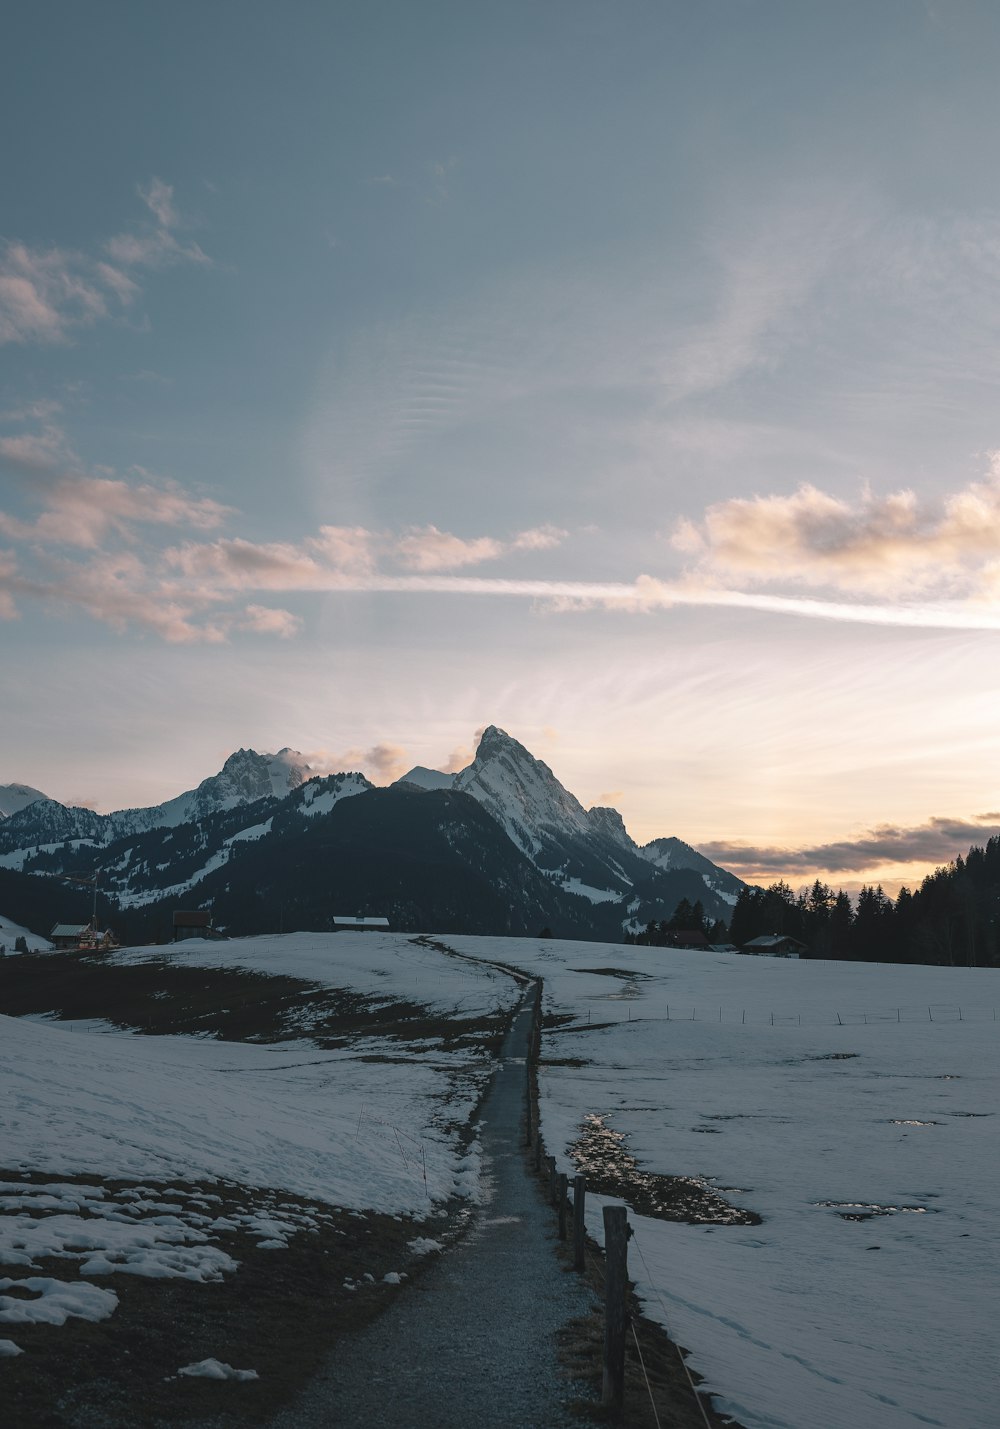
[{"x1": 628, "y1": 836, "x2": 1000, "y2": 967}]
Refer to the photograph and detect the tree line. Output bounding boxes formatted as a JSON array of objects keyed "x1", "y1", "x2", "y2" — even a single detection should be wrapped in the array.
[{"x1": 631, "y1": 837, "x2": 1000, "y2": 967}]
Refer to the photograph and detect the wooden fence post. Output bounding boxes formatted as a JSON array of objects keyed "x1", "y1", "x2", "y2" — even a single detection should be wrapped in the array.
[
  {"x1": 557, "y1": 1173, "x2": 568, "y2": 1240},
  {"x1": 547, "y1": 1156, "x2": 558, "y2": 1205},
  {"x1": 602, "y1": 1205, "x2": 629, "y2": 1412},
  {"x1": 573, "y1": 1174, "x2": 586, "y2": 1271}
]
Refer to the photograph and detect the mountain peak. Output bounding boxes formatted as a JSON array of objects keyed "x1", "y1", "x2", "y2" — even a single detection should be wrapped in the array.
[
  {"x1": 474, "y1": 725, "x2": 523, "y2": 758},
  {"x1": 394, "y1": 766, "x2": 457, "y2": 792},
  {"x1": 0, "y1": 783, "x2": 48, "y2": 819},
  {"x1": 456, "y1": 727, "x2": 592, "y2": 860}
]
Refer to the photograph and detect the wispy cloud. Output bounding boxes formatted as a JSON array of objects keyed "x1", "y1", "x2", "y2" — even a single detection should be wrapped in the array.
[
  {"x1": 0, "y1": 243, "x2": 110, "y2": 345},
  {"x1": 11, "y1": 440, "x2": 1000, "y2": 640},
  {"x1": 0, "y1": 423, "x2": 232, "y2": 548},
  {"x1": 395, "y1": 523, "x2": 564, "y2": 572},
  {"x1": 702, "y1": 814, "x2": 1000, "y2": 877},
  {"x1": 105, "y1": 179, "x2": 210, "y2": 269},
  {"x1": 0, "y1": 179, "x2": 208, "y2": 346},
  {"x1": 660, "y1": 189, "x2": 864, "y2": 401}
]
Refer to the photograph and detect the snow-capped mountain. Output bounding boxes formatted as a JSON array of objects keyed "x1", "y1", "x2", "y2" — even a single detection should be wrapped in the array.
[
  {"x1": 0, "y1": 728, "x2": 745, "y2": 941},
  {"x1": 0, "y1": 748, "x2": 323, "y2": 859},
  {"x1": 395, "y1": 766, "x2": 457, "y2": 792},
  {"x1": 0, "y1": 783, "x2": 48, "y2": 819},
  {"x1": 132, "y1": 748, "x2": 317, "y2": 831},
  {"x1": 450, "y1": 726, "x2": 743, "y2": 919},
  {"x1": 640, "y1": 836, "x2": 745, "y2": 907}
]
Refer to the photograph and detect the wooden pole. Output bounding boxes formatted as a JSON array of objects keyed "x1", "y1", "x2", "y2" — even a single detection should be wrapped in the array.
[
  {"x1": 557, "y1": 1173, "x2": 568, "y2": 1240},
  {"x1": 547, "y1": 1156, "x2": 558, "y2": 1205},
  {"x1": 602, "y1": 1206, "x2": 629, "y2": 1412},
  {"x1": 573, "y1": 1174, "x2": 586, "y2": 1271}
]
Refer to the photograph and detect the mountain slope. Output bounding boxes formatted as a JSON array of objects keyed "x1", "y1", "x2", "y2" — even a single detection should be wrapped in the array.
[
  {"x1": 0, "y1": 784, "x2": 48, "y2": 819},
  {"x1": 452, "y1": 726, "x2": 743, "y2": 923},
  {"x1": 2, "y1": 730, "x2": 746, "y2": 941},
  {"x1": 640, "y1": 836, "x2": 745, "y2": 908},
  {"x1": 0, "y1": 748, "x2": 327, "y2": 858}
]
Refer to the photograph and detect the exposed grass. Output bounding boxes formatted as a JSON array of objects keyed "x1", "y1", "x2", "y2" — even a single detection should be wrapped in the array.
[
  {"x1": 0, "y1": 952, "x2": 507, "y2": 1055},
  {"x1": 0, "y1": 1170, "x2": 463, "y2": 1429}
]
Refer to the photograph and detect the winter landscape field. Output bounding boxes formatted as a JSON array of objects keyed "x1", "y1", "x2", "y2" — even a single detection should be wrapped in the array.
[{"x1": 1, "y1": 931, "x2": 996, "y2": 1427}]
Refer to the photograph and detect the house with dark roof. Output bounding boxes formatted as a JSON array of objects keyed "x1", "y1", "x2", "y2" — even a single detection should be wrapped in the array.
[
  {"x1": 173, "y1": 910, "x2": 218, "y2": 941},
  {"x1": 742, "y1": 934, "x2": 807, "y2": 958}
]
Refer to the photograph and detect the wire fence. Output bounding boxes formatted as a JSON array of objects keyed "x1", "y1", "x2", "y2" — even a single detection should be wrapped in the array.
[{"x1": 565, "y1": 1001, "x2": 999, "y2": 1028}]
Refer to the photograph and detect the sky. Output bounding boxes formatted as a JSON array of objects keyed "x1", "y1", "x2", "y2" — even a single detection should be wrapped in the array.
[{"x1": 4, "y1": 0, "x2": 1000, "y2": 893}]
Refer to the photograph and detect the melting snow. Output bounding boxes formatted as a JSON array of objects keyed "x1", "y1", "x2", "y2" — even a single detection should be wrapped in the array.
[{"x1": 177, "y1": 1358, "x2": 259, "y2": 1381}]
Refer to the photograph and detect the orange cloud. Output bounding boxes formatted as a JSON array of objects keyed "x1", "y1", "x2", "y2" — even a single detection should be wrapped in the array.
[{"x1": 673, "y1": 457, "x2": 1000, "y2": 598}]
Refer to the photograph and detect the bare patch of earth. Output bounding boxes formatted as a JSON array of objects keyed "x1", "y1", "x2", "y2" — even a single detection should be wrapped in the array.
[
  {"x1": 0, "y1": 1168, "x2": 469, "y2": 1428},
  {"x1": 569, "y1": 1114, "x2": 761, "y2": 1226},
  {"x1": 0, "y1": 952, "x2": 507, "y2": 1055},
  {"x1": 569, "y1": 968, "x2": 652, "y2": 981}
]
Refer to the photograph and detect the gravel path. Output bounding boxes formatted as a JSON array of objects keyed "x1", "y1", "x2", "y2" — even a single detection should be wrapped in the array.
[{"x1": 270, "y1": 982, "x2": 598, "y2": 1428}]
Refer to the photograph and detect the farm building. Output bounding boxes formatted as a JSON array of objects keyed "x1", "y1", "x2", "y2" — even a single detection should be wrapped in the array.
[
  {"x1": 172, "y1": 910, "x2": 215, "y2": 941},
  {"x1": 50, "y1": 923, "x2": 119, "y2": 952},
  {"x1": 742, "y1": 934, "x2": 807, "y2": 958}
]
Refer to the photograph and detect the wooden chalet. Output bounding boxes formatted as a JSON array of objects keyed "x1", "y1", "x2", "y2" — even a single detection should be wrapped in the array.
[
  {"x1": 50, "y1": 922, "x2": 119, "y2": 952},
  {"x1": 173, "y1": 910, "x2": 215, "y2": 941},
  {"x1": 742, "y1": 934, "x2": 807, "y2": 959}
]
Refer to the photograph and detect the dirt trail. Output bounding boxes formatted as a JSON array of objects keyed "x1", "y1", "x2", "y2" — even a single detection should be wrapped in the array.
[{"x1": 269, "y1": 981, "x2": 597, "y2": 1429}]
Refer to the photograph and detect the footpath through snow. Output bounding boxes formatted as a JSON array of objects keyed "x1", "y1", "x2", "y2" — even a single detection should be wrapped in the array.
[{"x1": 269, "y1": 983, "x2": 597, "y2": 1429}]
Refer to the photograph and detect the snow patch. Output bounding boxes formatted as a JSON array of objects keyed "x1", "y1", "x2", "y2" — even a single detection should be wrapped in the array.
[
  {"x1": 0, "y1": 1276, "x2": 118, "y2": 1326},
  {"x1": 177, "y1": 1358, "x2": 259, "y2": 1381}
]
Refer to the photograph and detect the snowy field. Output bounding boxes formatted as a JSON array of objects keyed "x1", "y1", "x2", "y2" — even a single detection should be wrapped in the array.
[
  {"x1": 4, "y1": 928, "x2": 996, "y2": 1428},
  {"x1": 0, "y1": 933, "x2": 520, "y2": 1358},
  {"x1": 0, "y1": 914, "x2": 51, "y2": 953},
  {"x1": 444, "y1": 935, "x2": 1000, "y2": 1429}
]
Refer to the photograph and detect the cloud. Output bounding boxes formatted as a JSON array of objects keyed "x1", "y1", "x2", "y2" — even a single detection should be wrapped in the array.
[
  {"x1": 138, "y1": 178, "x2": 178, "y2": 229},
  {"x1": 239, "y1": 605, "x2": 301, "y2": 638},
  {"x1": 0, "y1": 448, "x2": 232, "y2": 549},
  {"x1": 0, "y1": 244, "x2": 109, "y2": 345},
  {"x1": 672, "y1": 457, "x2": 1000, "y2": 600},
  {"x1": 395, "y1": 524, "x2": 566, "y2": 572},
  {"x1": 164, "y1": 525, "x2": 374, "y2": 590},
  {"x1": 302, "y1": 741, "x2": 409, "y2": 783},
  {"x1": 0, "y1": 421, "x2": 76, "y2": 479},
  {"x1": 701, "y1": 814, "x2": 1000, "y2": 877},
  {"x1": 364, "y1": 742, "x2": 409, "y2": 782},
  {"x1": 396, "y1": 526, "x2": 504, "y2": 572},
  {"x1": 0, "y1": 179, "x2": 208, "y2": 347},
  {"x1": 105, "y1": 178, "x2": 210, "y2": 269},
  {"x1": 3, "y1": 550, "x2": 226, "y2": 644},
  {"x1": 439, "y1": 726, "x2": 487, "y2": 774},
  {"x1": 660, "y1": 191, "x2": 859, "y2": 401}
]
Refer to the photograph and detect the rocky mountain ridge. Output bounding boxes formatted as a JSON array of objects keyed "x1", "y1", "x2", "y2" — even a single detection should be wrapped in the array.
[{"x1": 0, "y1": 729, "x2": 744, "y2": 941}]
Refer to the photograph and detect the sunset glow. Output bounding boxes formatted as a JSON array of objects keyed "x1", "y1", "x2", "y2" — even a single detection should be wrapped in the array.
[{"x1": 4, "y1": 2, "x2": 1000, "y2": 895}]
